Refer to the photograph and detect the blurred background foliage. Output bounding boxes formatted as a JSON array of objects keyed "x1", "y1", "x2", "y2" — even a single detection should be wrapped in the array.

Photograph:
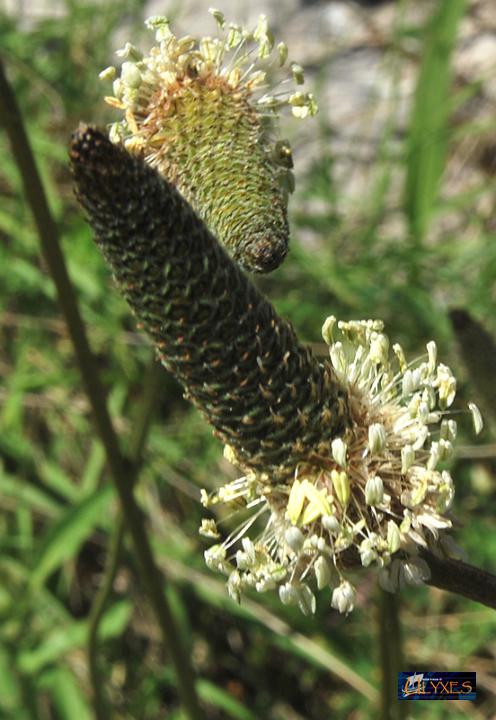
[{"x1": 0, "y1": 0, "x2": 495, "y2": 718}]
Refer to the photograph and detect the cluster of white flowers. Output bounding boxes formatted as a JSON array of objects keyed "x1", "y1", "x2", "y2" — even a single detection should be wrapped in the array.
[
  {"x1": 201, "y1": 317, "x2": 482, "y2": 615},
  {"x1": 99, "y1": 9, "x2": 317, "y2": 151}
]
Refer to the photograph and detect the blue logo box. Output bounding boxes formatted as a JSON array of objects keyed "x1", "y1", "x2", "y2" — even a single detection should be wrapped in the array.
[{"x1": 398, "y1": 672, "x2": 476, "y2": 701}]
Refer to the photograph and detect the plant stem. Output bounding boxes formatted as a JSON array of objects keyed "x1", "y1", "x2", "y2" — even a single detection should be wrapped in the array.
[
  {"x1": 87, "y1": 358, "x2": 165, "y2": 719},
  {"x1": 88, "y1": 514, "x2": 125, "y2": 720},
  {"x1": 378, "y1": 589, "x2": 405, "y2": 720},
  {"x1": 423, "y1": 552, "x2": 496, "y2": 610},
  {"x1": 0, "y1": 59, "x2": 202, "y2": 720}
]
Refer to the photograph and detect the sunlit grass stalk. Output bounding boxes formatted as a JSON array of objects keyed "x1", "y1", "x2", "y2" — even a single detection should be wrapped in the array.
[{"x1": 0, "y1": 59, "x2": 203, "y2": 720}]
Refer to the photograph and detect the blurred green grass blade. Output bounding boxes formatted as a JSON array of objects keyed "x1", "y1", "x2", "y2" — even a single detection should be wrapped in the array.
[
  {"x1": 0, "y1": 647, "x2": 21, "y2": 713},
  {"x1": 80, "y1": 441, "x2": 106, "y2": 494},
  {"x1": 166, "y1": 584, "x2": 193, "y2": 656},
  {"x1": 18, "y1": 600, "x2": 132, "y2": 673},
  {"x1": 39, "y1": 666, "x2": 91, "y2": 720},
  {"x1": 79, "y1": 384, "x2": 128, "y2": 493},
  {"x1": 197, "y1": 679, "x2": 258, "y2": 720},
  {"x1": 0, "y1": 464, "x2": 61, "y2": 517},
  {"x1": 30, "y1": 484, "x2": 114, "y2": 588},
  {"x1": 405, "y1": 0, "x2": 467, "y2": 243},
  {"x1": 0, "y1": 206, "x2": 29, "y2": 238},
  {"x1": 39, "y1": 459, "x2": 81, "y2": 502},
  {"x1": 161, "y1": 669, "x2": 258, "y2": 720},
  {"x1": 450, "y1": 308, "x2": 496, "y2": 424},
  {"x1": 16, "y1": 506, "x2": 33, "y2": 552},
  {"x1": 160, "y1": 555, "x2": 378, "y2": 702}
]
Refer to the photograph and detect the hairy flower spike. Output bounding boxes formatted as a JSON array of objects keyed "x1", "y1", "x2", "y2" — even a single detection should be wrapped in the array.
[{"x1": 100, "y1": 12, "x2": 317, "y2": 273}]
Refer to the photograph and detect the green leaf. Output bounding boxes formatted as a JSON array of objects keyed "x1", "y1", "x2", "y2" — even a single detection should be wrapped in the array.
[
  {"x1": 39, "y1": 459, "x2": 81, "y2": 502},
  {"x1": 450, "y1": 308, "x2": 496, "y2": 424},
  {"x1": 405, "y1": 0, "x2": 467, "y2": 243},
  {"x1": 0, "y1": 646, "x2": 20, "y2": 712},
  {"x1": 39, "y1": 666, "x2": 91, "y2": 720},
  {"x1": 80, "y1": 441, "x2": 106, "y2": 494},
  {"x1": 18, "y1": 600, "x2": 132, "y2": 674},
  {"x1": 30, "y1": 484, "x2": 114, "y2": 588},
  {"x1": 0, "y1": 464, "x2": 61, "y2": 517},
  {"x1": 197, "y1": 679, "x2": 258, "y2": 720}
]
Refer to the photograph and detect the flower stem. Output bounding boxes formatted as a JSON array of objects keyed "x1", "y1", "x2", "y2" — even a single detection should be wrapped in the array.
[
  {"x1": 88, "y1": 514, "x2": 125, "y2": 719},
  {"x1": 423, "y1": 552, "x2": 496, "y2": 610},
  {"x1": 378, "y1": 589, "x2": 405, "y2": 720},
  {"x1": 0, "y1": 59, "x2": 202, "y2": 720},
  {"x1": 87, "y1": 358, "x2": 165, "y2": 719}
]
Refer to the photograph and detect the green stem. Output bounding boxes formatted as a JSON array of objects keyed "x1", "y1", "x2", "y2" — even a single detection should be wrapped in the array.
[
  {"x1": 0, "y1": 59, "x2": 202, "y2": 720},
  {"x1": 88, "y1": 514, "x2": 125, "y2": 720},
  {"x1": 87, "y1": 358, "x2": 165, "y2": 719},
  {"x1": 378, "y1": 589, "x2": 405, "y2": 720}
]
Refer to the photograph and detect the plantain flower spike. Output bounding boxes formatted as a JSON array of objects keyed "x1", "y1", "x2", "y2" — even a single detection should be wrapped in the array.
[
  {"x1": 100, "y1": 10, "x2": 317, "y2": 273},
  {"x1": 204, "y1": 317, "x2": 482, "y2": 614},
  {"x1": 71, "y1": 125, "x2": 481, "y2": 616}
]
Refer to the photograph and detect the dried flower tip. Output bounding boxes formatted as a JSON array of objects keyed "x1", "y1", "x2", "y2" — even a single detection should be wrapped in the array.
[
  {"x1": 435, "y1": 364, "x2": 456, "y2": 409},
  {"x1": 331, "y1": 581, "x2": 356, "y2": 614},
  {"x1": 208, "y1": 7, "x2": 225, "y2": 28},
  {"x1": 331, "y1": 469, "x2": 350, "y2": 507},
  {"x1": 368, "y1": 423, "x2": 386, "y2": 453},
  {"x1": 331, "y1": 438, "x2": 347, "y2": 468},
  {"x1": 277, "y1": 41, "x2": 288, "y2": 66},
  {"x1": 387, "y1": 521, "x2": 401, "y2": 554},
  {"x1": 199, "y1": 519, "x2": 220, "y2": 539},
  {"x1": 468, "y1": 402, "x2": 483, "y2": 435},
  {"x1": 99, "y1": 66, "x2": 116, "y2": 81},
  {"x1": 285, "y1": 526, "x2": 305, "y2": 553},
  {"x1": 297, "y1": 583, "x2": 317, "y2": 616},
  {"x1": 291, "y1": 63, "x2": 305, "y2": 85},
  {"x1": 365, "y1": 475, "x2": 384, "y2": 507},
  {"x1": 115, "y1": 42, "x2": 143, "y2": 61},
  {"x1": 322, "y1": 315, "x2": 336, "y2": 345},
  {"x1": 314, "y1": 555, "x2": 333, "y2": 589}
]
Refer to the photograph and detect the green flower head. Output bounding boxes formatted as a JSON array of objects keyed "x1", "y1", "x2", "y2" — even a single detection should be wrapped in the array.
[{"x1": 100, "y1": 9, "x2": 317, "y2": 272}]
